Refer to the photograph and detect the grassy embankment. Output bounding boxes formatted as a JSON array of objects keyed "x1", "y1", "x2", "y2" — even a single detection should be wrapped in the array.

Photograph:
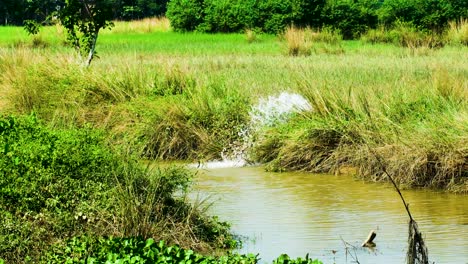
[{"x1": 0, "y1": 19, "x2": 466, "y2": 194}]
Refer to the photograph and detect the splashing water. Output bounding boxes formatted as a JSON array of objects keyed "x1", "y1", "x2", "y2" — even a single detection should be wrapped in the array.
[
  {"x1": 193, "y1": 92, "x2": 312, "y2": 169},
  {"x1": 249, "y1": 92, "x2": 312, "y2": 129}
]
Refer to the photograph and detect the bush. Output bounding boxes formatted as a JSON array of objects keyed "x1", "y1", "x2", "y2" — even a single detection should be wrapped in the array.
[
  {"x1": 198, "y1": 0, "x2": 258, "y2": 33},
  {"x1": 0, "y1": 115, "x2": 121, "y2": 262},
  {"x1": 258, "y1": 0, "x2": 303, "y2": 34},
  {"x1": 378, "y1": 0, "x2": 465, "y2": 32},
  {"x1": 389, "y1": 21, "x2": 444, "y2": 48},
  {"x1": 166, "y1": 0, "x2": 205, "y2": 32},
  {"x1": 322, "y1": 0, "x2": 378, "y2": 39}
]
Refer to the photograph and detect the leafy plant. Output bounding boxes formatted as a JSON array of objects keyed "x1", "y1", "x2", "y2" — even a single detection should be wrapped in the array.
[
  {"x1": 273, "y1": 253, "x2": 323, "y2": 264},
  {"x1": 44, "y1": 236, "x2": 259, "y2": 264},
  {"x1": 59, "y1": 0, "x2": 116, "y2": 66}
]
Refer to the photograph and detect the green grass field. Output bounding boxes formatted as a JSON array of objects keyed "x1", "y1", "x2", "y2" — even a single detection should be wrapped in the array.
[{"x1": 0, "y1": 22, "x2": 467, "y2": 193}]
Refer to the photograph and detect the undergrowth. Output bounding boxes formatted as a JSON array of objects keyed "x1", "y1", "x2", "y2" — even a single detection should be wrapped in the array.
[{"x1": 0, "y1": 115, "x2": 236, "y2": 263}]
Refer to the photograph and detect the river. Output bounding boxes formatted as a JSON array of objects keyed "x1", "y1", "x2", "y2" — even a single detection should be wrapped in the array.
[{"x1": 192, "y1": 166, "x2": 468, "y2": 264}]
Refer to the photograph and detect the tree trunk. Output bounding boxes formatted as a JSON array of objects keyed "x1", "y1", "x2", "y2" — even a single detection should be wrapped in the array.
[{"x1": 85, "y1": 30, "x2": 99, "y2": 67}]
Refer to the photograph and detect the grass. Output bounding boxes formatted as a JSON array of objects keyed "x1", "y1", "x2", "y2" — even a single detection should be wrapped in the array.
[{"x1": 0, "y1": 22, "x2": 467, "y2": 194}]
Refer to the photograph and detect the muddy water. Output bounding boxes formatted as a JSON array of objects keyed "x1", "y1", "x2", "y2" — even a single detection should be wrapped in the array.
[{"x1": 192, "y1": 166, "x2": 468, "y2": 263}]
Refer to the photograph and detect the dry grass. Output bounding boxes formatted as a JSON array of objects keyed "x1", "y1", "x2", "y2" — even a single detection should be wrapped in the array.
[
  {"x1": 284, "y1": 26, "x2": 313, "y2": 56},
  {"x1": 111, "y1": 17, "x2": 171, "y2": 34}
]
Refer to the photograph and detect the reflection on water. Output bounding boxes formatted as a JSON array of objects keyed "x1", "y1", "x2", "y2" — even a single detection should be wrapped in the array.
[{"x1": 192, "y1": 166, "x2": 468, "y2": 263}]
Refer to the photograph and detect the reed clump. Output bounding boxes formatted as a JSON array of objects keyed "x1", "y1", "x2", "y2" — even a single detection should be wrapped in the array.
[
  {"x1": 446, "y1": 19, "x2": 468, "y2": 46},
  {"x1": 245, "y1": 28, "x2": 259, "y2": 43},
  {"x1": 284, "y1": 26, "x2": 344, "y2": 56},
  {"x1": 284, "y1": 26, "x2": 313, "y2": 56},
  {"x1": 143, "y1": 83, "x2": 250, "y2": 161},
  {"x1": 362, "y1": 22, "x2": 445, "y2": 50}
]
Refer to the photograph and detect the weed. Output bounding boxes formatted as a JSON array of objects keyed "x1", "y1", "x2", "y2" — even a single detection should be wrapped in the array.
[{"x1": 245, "y1": 29, "x2": 259, "y2": 43}]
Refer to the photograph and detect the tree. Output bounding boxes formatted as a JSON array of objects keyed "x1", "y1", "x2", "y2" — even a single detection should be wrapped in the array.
[{"x1": 59, "y1": 0, "x2": 116, "y2": 66}]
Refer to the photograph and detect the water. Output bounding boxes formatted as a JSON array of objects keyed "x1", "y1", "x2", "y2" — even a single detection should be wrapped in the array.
[{"x1": 192, "y1": 166, "x2": 468, "y2": 264}]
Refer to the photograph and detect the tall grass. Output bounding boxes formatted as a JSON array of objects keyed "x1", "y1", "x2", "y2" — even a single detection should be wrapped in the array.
[
  {"x1": 283, "y1": 26, "x2": 343, "y2": 56},
  {"x1": 251, "y1": 66, "x2": 467, "y2": 192},
  {"x1": 446, "y1": 19, "x2": 468, "y2": 46},
  {"x1": 361, "y1": 22, "x2": 449, "y2": 51},
  {"x1": 110, "y1": 17, "x2": 171, "y2": 34}
]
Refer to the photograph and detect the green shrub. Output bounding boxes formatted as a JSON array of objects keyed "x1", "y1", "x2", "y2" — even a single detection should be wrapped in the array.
[
  {"x1": 0, "y1": 115, "x2": 121, "y2": 262},
  {"x1": 258, "y1": 0, "x2": 303, "y2": 34},
  {"x1": 361, "y1": 26, "x2": 394, "y2": 44},
  {"x1": 198, "y1": 0, "x2": 258, "y2": 33},
  {"x1": 166, "y1": 0, "x2": 205, "y2": 32},
  {"x1": 389, "y1": 21, "x2": 444, "y2": 48},
  {"x1": 322, "y1": 0, "x2": 378, "y2": 39}
]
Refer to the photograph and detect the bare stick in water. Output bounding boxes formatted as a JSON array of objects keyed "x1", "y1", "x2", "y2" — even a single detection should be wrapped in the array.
[
  {"x1": 362, "y1": 230, "x2": 377, "y2": 247},
  {"x1": 367, "y1": 147, "x2": 429, "y2": 264}
]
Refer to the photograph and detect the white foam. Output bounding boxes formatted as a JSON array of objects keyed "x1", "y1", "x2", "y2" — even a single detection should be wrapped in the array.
[
  {"x1": 188, "y1": 159, "x2": 247, "y2": 169},
  {"x1": 250, "y1": 92, "x2": 312, "y2": 128},
  {"x1": 190, "y1": 92, "x2": 311, "y2": 169}
]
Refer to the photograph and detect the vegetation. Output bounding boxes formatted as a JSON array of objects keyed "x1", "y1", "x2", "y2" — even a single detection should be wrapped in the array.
[
  {"x1": 0, "y1": 115, "x2": 236, "y2": 262},
  {"x1": 0, "y1": 16, "x2": 466, "y2": 262},
  {"x1": 0, "y1": 21, "x2": 467, "y2": 194},
  {"x1": 44, "y1": 237, "x2": 258, "y2": 264}
]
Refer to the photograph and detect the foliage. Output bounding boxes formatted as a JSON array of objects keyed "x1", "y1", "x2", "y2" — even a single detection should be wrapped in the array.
[
  {"x1": 0, "y1": 114, "x2": 121, "y2": 262},
  {"x1": 198, "y1": 0, "x2": 258, "y2": 33},
  {"x1": 321, "y1": 0, "x2": 378, "y2": 39},
  {"x1": 120, "y1": 0, "x2": 168, "y2": 20},
  {"x1": 166, "y1": 0, "x2": 205, "y2": 32},
  {"x1": 23, "y1": 20, "x2": 41, "y2": 35},
  {"x1": 44, "y1": 236, "x2": 259, "y2": 264}
]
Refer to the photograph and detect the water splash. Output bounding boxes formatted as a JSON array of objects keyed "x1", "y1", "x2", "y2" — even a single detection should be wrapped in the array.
[
  {"x1": 192, "y1": 92, "x2": 312, "y2": 169},
  {"x1": 249, "y1": 92, "x2": 312, "y2": 129}
]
